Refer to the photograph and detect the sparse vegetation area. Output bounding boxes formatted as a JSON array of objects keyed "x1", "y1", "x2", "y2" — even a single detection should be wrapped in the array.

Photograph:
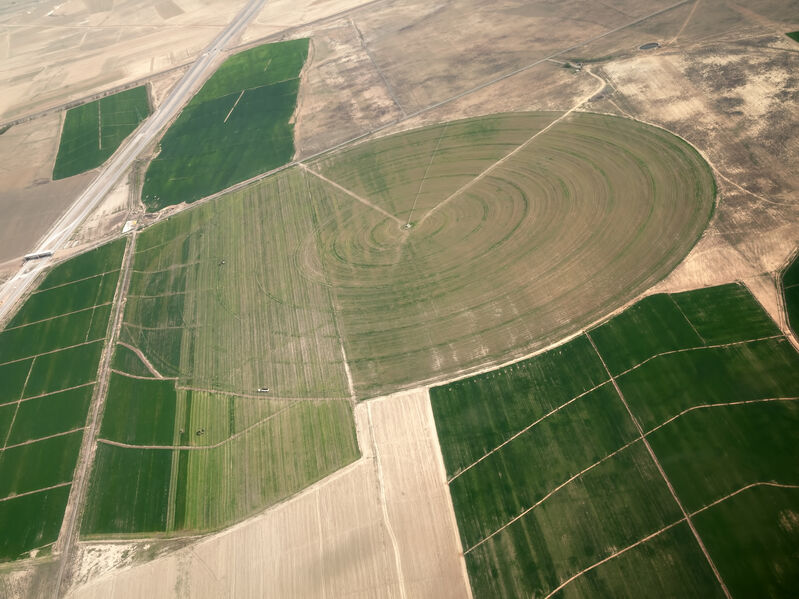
[
  {"x1": 431, "y1": 283, "x2": 799, "y2": 597},
  {"x1": 141, "y1": 39, "x2": 308, "y2": 209},
  {"x1": 53, "y1": 87, "x2": 150, "y2": 180},
  {"x1": 0, "y1": 239, "x2": 124, "y2": 561}
]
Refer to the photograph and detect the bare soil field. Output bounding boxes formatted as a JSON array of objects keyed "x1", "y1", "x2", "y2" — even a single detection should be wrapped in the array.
[
  {"x1": 0, "y1": 0, "x2": 242, "y2": 121},
  {"x1": 65, "y1": 389, "x2": 469, "y2": 598}
]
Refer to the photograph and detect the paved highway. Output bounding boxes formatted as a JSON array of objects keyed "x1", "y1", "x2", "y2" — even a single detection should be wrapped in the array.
[{"x1": 0, "y1": 0, "x2": 266, "y2": 324}]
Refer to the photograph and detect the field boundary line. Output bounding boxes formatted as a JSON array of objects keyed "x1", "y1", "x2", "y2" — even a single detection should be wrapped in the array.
[
  {"x1": 0, "y1": 382, "x2": 95, "y2": 408},
  {"x1": 1, "y1": 303, "x2": 112, "y2": 332},
  {"x1": 418, "y1": 68, "x2": 605, "y2": 226},
  {"x1": 406, "y1": 123, "x2": 448, "y2": 226},
  {"x1": 0, "y1": 481, "x2": 73, "y2": 503},
  {"x1": 110, "y1": 369, "x2": 176, "y2": 381},
  {"x1": 1, "y1": 358, "x2": 35, "y2": 451},
  {"x1": 367, "y1": 403, "x2": 408, "y2": 599},
  {"x1": 692, "y1": 481, "x2": 799, "y2": 517},
  {"x1": 585, "y1": 332, "x2": 732, "y2": 599},
  {"x1": 448, "y1": 380, "x2": 611, "y2": 482},
  {"x1": 543, "y1": 518, "x2": 686, "y2": 598},
  {"x1": 543, "y1": 480, "x2": 799, "y2": 598},
  {"x1": 614, "y1": 334, "x2": 784, "y2": 379},
  {"x1": 32, "y1": 270, "x2": 120, "y2": 293},
  {"x1": 667, "y1": 293, "x2": 706, "y2": 344},
  {"x1": 174, "y1": 384, "x2": 350, "y2": 402},
  {"x1": 0, "y1": 340, "x2": 103, "y2": 368},
  {"x1": 223, "y1": 90, "x2": 245, "y2": 123},
  {"x1": 464, "y1": 437, "x2": 641, "y2": 554},
  {"x1": 646, "y1": 396, "x2": 799, "y2": 437},
  {"x1": 350, "y1": 17, "x2": 406, "y2": 118},
  {"x1": 117, "y1": 341, "x2": 165, "y2": 378},
  {"x1": 97, "y1": 101, "x2": 102, "y2": 151},
  {"x1": 2, "y1": 427, "x2": 84, "y2": 451},
  {"x1": 300, "y1": 164, "x2": 403, "y2": 225},
  {"x1": 53, "y1": 232, "x2": 137, "y2": 595},
  {"x1": 668, "y1": 0, "x2": 701, "y2": 45},
  {"x1": 96, "y1": 402, "x2": 298, "y2": 451}
]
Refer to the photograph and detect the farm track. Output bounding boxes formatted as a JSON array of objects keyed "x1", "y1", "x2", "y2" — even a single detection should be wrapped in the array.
[{"x1": 52, "y1": 232, "x2": 137, "y2": 597}]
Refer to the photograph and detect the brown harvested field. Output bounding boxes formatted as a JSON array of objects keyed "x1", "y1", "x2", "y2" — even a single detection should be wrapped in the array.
[
  {"x1": 0, "y1": 113, "x2": 95, "y2": 262},
  {"x1": 67, "y1": 389, "x2": 470, "y2": 598}
]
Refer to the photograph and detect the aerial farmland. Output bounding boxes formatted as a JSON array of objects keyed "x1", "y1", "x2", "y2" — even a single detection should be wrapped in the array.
[{"x1": 0, "y1": 1, "x2": 796, "y2": 598}]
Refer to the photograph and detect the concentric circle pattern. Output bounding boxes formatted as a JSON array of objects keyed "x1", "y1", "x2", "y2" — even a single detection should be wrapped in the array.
[{"x1": 308, "y1": 112, "x2": 715, "y2": 396}]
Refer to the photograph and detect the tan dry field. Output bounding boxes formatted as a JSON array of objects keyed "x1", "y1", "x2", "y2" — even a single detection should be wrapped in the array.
[
  {"x1": 0, "y1": 112, "x2": 94, "y2": 263},
  {"x1": 66, "y1": 389, "x2": 470, "y2": 599}
]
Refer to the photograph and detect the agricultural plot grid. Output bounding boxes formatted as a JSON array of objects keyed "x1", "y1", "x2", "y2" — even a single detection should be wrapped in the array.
[
  {"x1": 431, "y1": 283, "x2": 799, "y2": 598},
  {"x1": 0, "y1": 240, "x2": 125, "y2": 561}
]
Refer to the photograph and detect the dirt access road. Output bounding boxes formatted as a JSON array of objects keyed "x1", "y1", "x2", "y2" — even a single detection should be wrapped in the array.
[{"x1": 0, "y1": 0, "x2": 267, "y2": 327}]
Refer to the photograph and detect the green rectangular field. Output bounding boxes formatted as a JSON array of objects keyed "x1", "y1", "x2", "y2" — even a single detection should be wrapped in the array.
[
  {"x1": 0, "y1": 486, "x2": 72, "y2": 562},
  {"x1": 82, "y1": 444, "x2": 172, "y2": 536},
  {"x1": 8, "y1": 271, "x2": 117, "y2": 327},
  {"x1": 670, "y1": 283, "x2": 780, "y2": 344},
  {"x1": 100, "y1": 374, "x2": 176, "y2": 446},
  {"x1": 0, "y1": 431, "x2": 83, "y2": 497},
  {"x1": 142, "y1": 39, "x2": 308, "y2": 209},
  {"x1": 553, "y1": 522, "x2": 725, "y2": 599},
  {"x1": 0, "y1": 359, "x2": 33, "y2": 405},
  {"x1": 0, "y1": 403, "x2": 17, "y2": 442},
  {"x1": 464, "y1": 443, "x2": 681, "y2": 598},
  {"x1": 449, "y1": 383, "x2": 636, "y2": 548},
  {"x1": 618, "y1": 337, "x2": 799, "y2": 431},
  {"x1": 588, "y1": 293, "x2": 703, "y2": 375},
  {"x1": 22, "y1": 341, "x2": 104, "y2": 397},
  {"x1": 433, "y1": 283, "x2": 799, "y2": 597},
  {"x1": 6, "y1": 385, "x2": 93, "y2": 445},
  {"x1": 37, "y1": 238, "x2": 126, "y2": 290},
  {"x1": 692, "y1": 484, "x2": 799, "y2": 598},
  {"x1": 0, "y1": 305, "x2": 107, "y2": 363},
  {"x1": 430, "y1": 335, "x2": 608, "y2": 476},
  {"x1": 647, "y1": 400, "x2": 799, "y2": 513},
  {"x1": 53, "y1": 86, "x2": 150, "y2": 180}
]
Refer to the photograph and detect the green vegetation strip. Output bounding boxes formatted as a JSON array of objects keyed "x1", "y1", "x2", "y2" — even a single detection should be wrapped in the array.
[
  {"x1": 432, "y1": 283, "x2": 799, "y2": 597},
  {"x1": 782, "y1": 251, "x2": 799, "y2": 337},
  {"x1": 53, "y1": 86, "x2": 150, "y2": 179},
  {"x1": 0, "y1": 486, "x2": 72, "y2": 561},
  {"x1": 142, "y1": 39, "x2": 308, "y2": 209}
]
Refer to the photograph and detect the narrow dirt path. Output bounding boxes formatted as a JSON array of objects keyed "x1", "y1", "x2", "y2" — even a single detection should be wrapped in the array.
[
  {"x1": 418, "y1": 69, "x2": 606, "y2": 226},
  {"x1": 117, "y1": 341, "x2": 164, "y2": 378},
  {"x1": 0, "y1": 481, "x2": 72, "y2": 503},
  {"x1": 668, "y1": 0, "x2": 701, "y2": 45},
  {"x1": 52, "y1": 232, "x2": 137, "y2": 597},
  {"x1": 300, "y1": 164, "x2": 403, "y2": 225}
]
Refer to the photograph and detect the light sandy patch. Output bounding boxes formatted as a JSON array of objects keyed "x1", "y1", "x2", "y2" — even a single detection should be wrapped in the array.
[
  {"x1": 67, "y1": 391, "x2": 470, "y2": 598},
  {"x1": 0, "y1": 0, "x2": 242, "y2": 120},
  {"x1": 70, "y1": 174, "x2": 130, "y2": 248}
]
